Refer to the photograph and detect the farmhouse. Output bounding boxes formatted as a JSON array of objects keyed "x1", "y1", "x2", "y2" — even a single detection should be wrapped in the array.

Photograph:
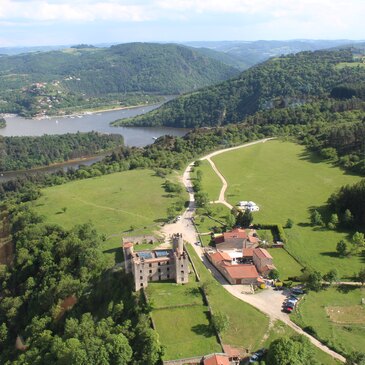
[{"x1": 123, "y1": 233, "x2": 189, "y2": 291}]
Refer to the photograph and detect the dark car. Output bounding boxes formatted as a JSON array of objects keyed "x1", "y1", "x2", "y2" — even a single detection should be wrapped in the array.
[
  {"x1": 292, "y1": 288, "x2": 305, "y2": 295},
  {"x1": 283, "y1": 306, "x2": 293, "y2": 313},
  {"x1": 249, "y1": 348, "x2": 266, "y2": 363}
]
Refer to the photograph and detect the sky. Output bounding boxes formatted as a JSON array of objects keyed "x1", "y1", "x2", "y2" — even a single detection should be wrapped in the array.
[{"x1": 0, "y1": 0, "x2": 364, "y2": 47}]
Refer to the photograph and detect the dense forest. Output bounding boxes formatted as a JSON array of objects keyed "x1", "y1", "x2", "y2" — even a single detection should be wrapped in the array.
[
  {"x1": 0, "y1": 202, "x2": 162, "y2": 364},
  {"x1": 0, "y1": 43, "x2": 239, "y2": 117},
  {"x1": 114, "y1": 49, "x2": 365, "y2": 128},
  {"x1": 0, "y1": 132, "x2": 124, "y2": 171}
]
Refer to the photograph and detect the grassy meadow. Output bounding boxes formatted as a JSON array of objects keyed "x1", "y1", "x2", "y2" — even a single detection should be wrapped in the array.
[
  {"x1": 209, "y1": 140, "x2": 363, "y2": 278},
  {"x1": 146, "y1": 274, "x2": 221, "y2": 360},
  {"x1": 291, "y1": 287, "x2": 365, "y2": 356},
  {"x1": 33, "y1": 169, "x2": 182, "y2": 264}
]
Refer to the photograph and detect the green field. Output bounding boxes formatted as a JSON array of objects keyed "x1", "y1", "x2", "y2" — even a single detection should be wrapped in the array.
[
  {"x1": 33, "y1": 170, "x2": 182, "y2": 263},
  {"x1": 194, "y1": 160, "x2": 222, "y2": 201},
  {"x1": 146, "y1": 276, "x2": 221, "y2": 360},
  {"x1": 291, "y1": 287, "x2": 365, "y2": 356},
  {"x1": 186, "y1": 245, "x2": 270, "y2": 350},
  {"x1": 151, "y1": 306, "x2": 221, "y2": 360},
  {"x1": 210, "y1": 140, "x2": 362, "y2": 278},
  {"x1": 267, "y1": 248, "x2": 303, "y2": 281}
]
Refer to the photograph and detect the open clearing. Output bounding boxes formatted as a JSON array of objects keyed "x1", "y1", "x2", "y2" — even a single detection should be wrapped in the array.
[
  {"x1": 209, "y1": 140, "x2": 362, "y2": 278},
  {"x1": 291, "y1": 287, "x2": 365, "y2": 356},
  {"x1": 33, "y1": 169, "x2": 180, "y2": 263},
  {"x1": 146, "y1": 274, "x2": 221, "y2": 360}
]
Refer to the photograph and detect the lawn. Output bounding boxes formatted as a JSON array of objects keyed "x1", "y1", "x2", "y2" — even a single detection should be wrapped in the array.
[
  {"x1": 186, "y1": 245, "x2": 270, "y2": 350},
  {"x1": 32, "y1": 169, "x2": 181, "y2": 264},
  {"x1": 267, "y1": 248, "x2": 303, "y2": 281},
  {"x1": 291, "y1": 286, "x2": 365, "y2": 356},
  {"x1": 151, "y1": 306, "x2": 221, "y2": 360},
  {"x1": 193, "y1": 160, "x2": 222, "y2": 202},
  {"x1": 146, "y1": 277, "x2": 221, "y2": 360},
  {"x1": 210, "y1": 140, "x2": 363, "y2": 278}
]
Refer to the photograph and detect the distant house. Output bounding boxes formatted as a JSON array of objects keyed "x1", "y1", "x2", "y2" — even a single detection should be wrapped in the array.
[
  {"x1": 215, "y1": 228, "x2": 259, "y2": 251},
  {"x1": 253, "y1": 247, "x2": 276, "y2": 276},
  {"x1": 123, "y1": 233, "x2": 189, "y2": 291},
  {"x1": 238, "y1": 200, "x2": 260, "y2": 212}
]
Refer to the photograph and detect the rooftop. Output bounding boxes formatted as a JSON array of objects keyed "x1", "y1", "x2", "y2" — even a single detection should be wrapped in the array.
[
  {"x1": 210, "y1": 251, "x2": 232, "y2": 263},
  {"x1": 203, "y1": 354, "x2": 230, "y2": 365},
  {"x1": 254, "y1": 247, "x2": 273, "y2": 259},
  {"x1": 221, "y1": 263, "x2": 259, "y2": 279},
  {"x1": 136, "y1": 249, "x2": 172, "y2": 261}
]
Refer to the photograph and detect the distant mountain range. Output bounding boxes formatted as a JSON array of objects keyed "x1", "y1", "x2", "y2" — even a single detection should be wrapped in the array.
[
  {"x1": 0, "y1": 43, "x2": 239, "y2": 116},
  {"x1": 115, "y1": 48, "x2": 365, "y2": 128},
  {"x1": 182, "y1": 39, "x2": 365, "y2": 69}
]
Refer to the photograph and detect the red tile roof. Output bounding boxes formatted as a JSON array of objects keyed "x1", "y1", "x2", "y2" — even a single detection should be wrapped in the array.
[
  {"x1": 248, "y1": 235, "x2": 259, "y2": 244},
  {"x1": 123, "y1": 242, "x2": 133, "y2": 248},
  {"x1": 242, "y1": 247, "x2": 254, "y2": 257},
  {"x1": 261, "y1": 264, "x2": 276, "y2": 272},
  {"x1": 210, "y1": 251, "x2": 232, "y2": 264},
  {"x1": 254, "y1": 247, "x2": 272, "y2": 259},
  {"x1": 223, "y1": 228, "x2": 248, "y2": 240},
  {"x1": 203, "y1": 354, "x2": 230, "y2": 365},
  {"x1": 221, "y1": 264, "x2": 258, "y2": 279}
]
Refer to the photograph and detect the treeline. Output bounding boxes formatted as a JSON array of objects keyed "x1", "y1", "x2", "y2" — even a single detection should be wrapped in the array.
[
  {"x1": 0, "y1": 132, "x2": 124, "y2": 172},
  {"x1": 328, "y1": 179, "x2": 365, "y2": 229},
  {"x1": 115, "y1": 49, "x2": 365, "y2": 128},
  {"x1": 0, "y1": 43, "x2": 238, "y2": 116},
  {"x1": 0, "y1": 202, "x2": 162, "y2": 364},
  {"x1": 0, "y1": 116, "x2": 5, "y2": 128}
]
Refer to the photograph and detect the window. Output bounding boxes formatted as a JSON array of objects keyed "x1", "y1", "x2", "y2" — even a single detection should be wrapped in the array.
[
  {"x1": 167, "y1": 267, "x2": 170, "y2": 271},
  {"x1": 158, "y1": 262, "x2": 161, "y2": 266},
  {"x1": 140, "y1": 270, "x2": 142, "y2": 273},
  {"x1": 181, "y1": 277, "x2": 184, "y2": 281},
  {"x1": 149, "y1": 263, "x2": 152, "y2": 268},
  {"x1": 149, "y1": 270, "x2": 152, "y2": 274},
  {"x1": 167, "y1": 274, "x2": 170, "y2": 279},
  {"x1": 140, "y1": 276, "x2": 143, "y2": 280},
  {"x1": 181, "y1": 264, "x2": 184, "y2": 268},
  {"x1": 181, "y1": 270, "x2": 184, "y2": 274},
  {"x1": 158, "y1": 268, "x2": 161, "y2": 273},
  {"x1": 140, "y1": 283, "x2": 143, "y2": 287}
]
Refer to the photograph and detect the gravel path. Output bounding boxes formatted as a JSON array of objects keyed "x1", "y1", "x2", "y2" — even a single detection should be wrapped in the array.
[{"x1": 159, "y1": 139, "x2": 346, "y2": 363}]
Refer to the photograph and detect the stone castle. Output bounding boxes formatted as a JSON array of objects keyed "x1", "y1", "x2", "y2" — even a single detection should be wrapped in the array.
[{"x1": 123, "y1": 233, "x2": 189, "y2": 291}]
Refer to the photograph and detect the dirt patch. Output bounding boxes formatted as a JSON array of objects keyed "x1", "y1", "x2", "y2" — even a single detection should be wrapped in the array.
[
  {"x1": 326, "y1": 305, "x2": 365, "y2": 324},
  {"x1": 56, "y1": 295, "x2": 78, "y2": 321}
]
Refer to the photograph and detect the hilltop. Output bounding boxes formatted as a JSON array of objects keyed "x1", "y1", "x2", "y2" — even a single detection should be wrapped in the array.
[
  {"x1": 115, "y1": 49, "x2": 365, "y2": 128},
  {"x1": 0, "y1": 43, "x2": 239, "y2": 117}
]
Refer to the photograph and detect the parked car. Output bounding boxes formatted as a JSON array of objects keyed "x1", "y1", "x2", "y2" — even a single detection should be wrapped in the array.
[
  {"x1": 249, "y1": 348, "x2": 266, "y2": 363},
  {"x1": 283, "y1": 306, "x2": 293, "y2": 313},
  {"x1": 284, "y1": 302, "x2": 295, "y2": 309},
  {"x1": 292, "y1": 288, "x2": 305, "y2": 295}
]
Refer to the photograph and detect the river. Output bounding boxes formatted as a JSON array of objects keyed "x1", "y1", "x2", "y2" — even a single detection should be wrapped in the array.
[
  {"x1": 1, "y1": 102, "x2": 187, "y2": 147},
  {"x1": 0, "y1": 102, "x2": 188, "y2": 182}
]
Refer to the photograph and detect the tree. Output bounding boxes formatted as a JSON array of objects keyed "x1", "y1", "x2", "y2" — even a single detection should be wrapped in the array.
[
  {"x1": 267, "y1": 335, "x2": 314, "y2": 365},
  {"x1": 352, "y1": 232, "x2": 365, "y2": 248},
  {"x1": 306, "y1": 271, "x2": 322, "y2": 291},
  {"x1": 237, "y1": 209, "x2": 253, "y2": 227},
  {"x1": 225, "y1": 213, "x2": 236, "y2": 230},
  {"x1": 323, "y1": 269, "x2": 338, "y2": 285},
  {"x1": 269, "y1": 269, "x2": 280, "y2": 281},
  {"x1": 310, "y1": 210, "x2": 323, "y2": 226},
  {"x1": 342, "y1": 209, "x2": 354, "y2": 228},
  {"x1": 336, "y1": 240, "x2": 347, "y2": 257},
  {"x1": 285, "y1": 218, "x2": 294, "y2": 228},
  {"x1": 329, "y1": 213, "x2": 339, "y2": 226},
  {"x1": 357, "y1": 268, "x2": 365, "y2": 285},
  {"x1": 211, "y1": 311, "x2": 229, "y2": 333}
]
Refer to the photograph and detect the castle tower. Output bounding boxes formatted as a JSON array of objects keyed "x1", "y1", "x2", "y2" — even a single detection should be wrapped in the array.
[
  {"x1": 172, "y1": 233, "x2": 184, "y2": 255},
  {"x1": 122, "y1": 242, "x2": 134, "y2": 273}
]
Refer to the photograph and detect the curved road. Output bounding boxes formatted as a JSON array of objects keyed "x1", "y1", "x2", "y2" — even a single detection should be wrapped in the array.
[{"x1": 160, "y1": 138, "x2": 346, "y2": 363}]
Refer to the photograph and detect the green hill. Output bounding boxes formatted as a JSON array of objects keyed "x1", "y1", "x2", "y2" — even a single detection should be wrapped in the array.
[
  {"x1": 116, "y1": 49, "x2": 365, "y2": 128},
  {"x1": 0, "y1": 43, "x2": 239, "y2": 116}
]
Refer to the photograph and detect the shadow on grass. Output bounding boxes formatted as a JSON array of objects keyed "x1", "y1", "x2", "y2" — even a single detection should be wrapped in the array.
[
  {"x1": 191, "y1": 323, "x2": 215, "y2": 338},
  {"x1": 297, "y1": 222, "x2": 311, "y2": 227},
  {"x1": 337, "y1": 284, "x2": 359, "y2": 293},
  {"x1": 320, "y1": 251, "x2": 340, "y2": 258},
  {"x1": 103, "y1": 247, "x2": 123, "y2": 263},
  {"x1": 186, "y1": 287, "x2": 201, "y2": 297}
]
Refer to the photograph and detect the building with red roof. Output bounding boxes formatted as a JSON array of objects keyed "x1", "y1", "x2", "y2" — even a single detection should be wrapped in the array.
[
  {"x1": 203, "y1": 353, "x2": 230, "y2": 365},
  {"x1": 253, "y1": 248, "x2": 276, "y2": 275}
]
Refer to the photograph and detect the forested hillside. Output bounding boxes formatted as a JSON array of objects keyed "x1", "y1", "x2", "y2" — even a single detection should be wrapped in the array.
[
  {"x1": 116, "y1": 49, "x2": 365, "y2": 128},
  {"x1": 0, "y1": 132, "x2": 124, "y2": 171},
  {"x1": 0, "y1": 43, "x2": 239, "y2": 117}
]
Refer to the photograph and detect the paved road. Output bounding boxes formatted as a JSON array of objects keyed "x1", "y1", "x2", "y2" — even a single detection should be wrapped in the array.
[{"x1": 160, "y1": 139, "x2": 346, "y2": 363}]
